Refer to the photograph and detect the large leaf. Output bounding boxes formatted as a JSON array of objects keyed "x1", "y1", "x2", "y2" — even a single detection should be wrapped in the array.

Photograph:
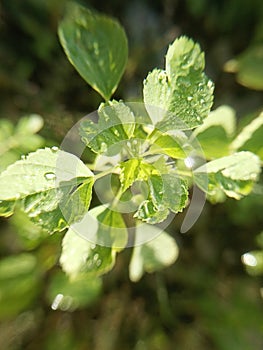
[
  {"x1": 21, "y1": 177, "x2": 94, "y2": 233},
  {"x1": 58, "y1": 3, "x2": 128, "y2": 100},
  {"x1": 60, "y1": 227, "x2": 117, "y2": 279},
  {"x1": 194, "y1": 151, "x2": 261, "y2": 202},
  {"x1": 0, "y1": 148, "x2": 93, "y2": 200},
  {"x1": 47, "y1": 271, "x2": 102, "y2": 311},
  {"x1": 143, "y1": 36, "x2": 214, "y2": 129},
  {"x1": 0, "y1": 148, "x2": 94, "y2": 232},
  {"x1": 231, "y1": 112, "x2": 263, "y2": 161},
  {"x1": 80, "y1": 101, "x2": 134, "y2": 155},
  {"x1": 129, "y1": 225, "x2": 179, "y2": 282},
  {"x1": 193, "y1": 105, "x2": 236, "y2": 159}
]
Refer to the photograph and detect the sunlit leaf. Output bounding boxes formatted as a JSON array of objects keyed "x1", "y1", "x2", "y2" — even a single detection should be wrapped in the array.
[
  {"x1": 0, "y1": 115, "x2": 44, "y2": 172},
  {"x1": 231, "y1": 112, "x2": 263, "y2": 161},
  {"x1": 134, "y1": 174, "x2": 188, "y2": 223},
  {"x1": 129, "y1": 225, "x2": 179, "y2": 282},
  {"x1": 58, "y1": 2, "x2": 128, "y2": 100},
  {"x1": 144, "y1": 36, "x2": 214, "y2": 129},
  {"x1": 194, "y1": 151, "x2": 261, "y2": 202},
  {"x1": 193, "y1": 105, "x2": 236, "y2": 158},
  {"x1": 60, "y1": 227, "x2": 117, "y2": 278},
  {"x1": 80, "y1": 101, "x2": 134, "y2": 154}
]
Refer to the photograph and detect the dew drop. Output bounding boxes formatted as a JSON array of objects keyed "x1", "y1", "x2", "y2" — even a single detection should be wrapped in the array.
[
  {"x1": 100, "y1": 142, "x2": 107, "y2": 152},
  {"x1": 51, "y1": 146, "x2": 59, "y2": 152},
  {"x1": 90, "y1": 243, "x2": 96, "y2": 250},
  {"x1": 96, "y1": 259, "x2": 102, "y2": 267},
  {"x1": 93, "y1": 253, "x2": 99, "y2": 261},
  {"x1": 44, "y1": 172, "x2": 56, "y2": 180},
  {"x1": 187, "y1": 96, "x2": 193, "y2": 101},
  {"x1": 21, "y1": 155, "x2": 26, "y2": 160}
]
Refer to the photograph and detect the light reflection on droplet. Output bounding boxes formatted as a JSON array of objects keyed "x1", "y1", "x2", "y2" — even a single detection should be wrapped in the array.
[
  {"x1": 184, "y1": 157, "x2": 195, "y2": 169},
  {"x1": 51, "y1": 293, "x2": 64, "y2": 310},
  {"x1": 51, "y1": 293, "x2": 75, "y2": 311},
  {"x1": 241, "y1": 253, "x2": 257, "y2": 267},
  {"x1": 51, "y1": 146, "x2": 59, "y2": 152},
  {"x1": 44, "y1": 172, "x2": 56, "y2": 180}
]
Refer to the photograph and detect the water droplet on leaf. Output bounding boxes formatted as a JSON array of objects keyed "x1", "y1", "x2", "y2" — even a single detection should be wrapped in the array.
[
  {"x1": 51, "y1": 146, "x2": 59, "y2": 152},
  {"x1": 44, "y1": 172, "x2": 56, "y2": 180}
]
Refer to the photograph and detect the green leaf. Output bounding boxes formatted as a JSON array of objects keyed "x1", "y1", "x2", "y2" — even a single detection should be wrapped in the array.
[
  {"x1": 225, "y1": 45, "x2": 263, "y2": 90},
  {"x1": 231, "y1": 112, "x2": 263, "y2": 161},
  {"x1": 80, "y1": 101, "x2": 134, "y2": 154},
  {"x1": 143, "y1": 36, "x2": 214, "y2": 129},
  {"x1": 0, "y1": 148, "x2": 94, "y2": 233},
  {"x1": 0, "y1": 254, "x2": 41, "y2": 319},
  {"x1": 194, "y1": 151, "x2": 261, "y2": 202},
  {"x1": 149, "y1": 134, "x2": 186, "y2": 159},
  {"x1": 193, "y1": 105, "x2": 236, "y2": 159},
  {"x1": 47, "y1": 271, "x2": 102, "y2": 311},
  {"x1": 72, "y1": 205, "x2": 128, "y2": 250},
  {"x1": 0, "y1": 200, "x2": 15, "y2": 217},
  {"x1": 21, "y1": 177, "x2": 94, "y2": 233},
  {"x1": 129, "y1": 225, "x2": 179, "y2": 282},
  {"x1": 10, "y1": 210, "x2": 48, "y2": 250},
  {"x1": 0, "y1": 148, "x2": 93, "y2": 201},
  {"x1": 58, "y1": 3, "x2": 128, "y2": 100},
  {"x1": 0, "y1": 115, "x2": 44, "y2": 172},
  {"x1": 119, "y1": 158, "x2": 141, "y2": 192},
  {"x1": 134, "y1": 174, "x2": 188, "y2": 223},
  {"x1": 60, "y1": 228, "x2": 117, "y2": 279}
]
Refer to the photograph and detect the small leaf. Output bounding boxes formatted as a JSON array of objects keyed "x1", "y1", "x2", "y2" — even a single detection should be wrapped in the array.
[
  {"x1": 72, "y1": 205, "x2": 128, "y2": 250},
  {"x1": 193, "y1": 105, "x2": 236, "y2": 159},
  {"x1": 0, "y1": 200, "x2": 15, "y2": 217},
  {"x1": 0, "y1": 115, "x2": 44, "y2": 172},
  {"x1": 119, "y1": 158, "x2": 141, "y2": 192},
  {"x1": 231, "y1": 112, "x2": 263, "y2": 161},
  {"x1": 47, "y1": 271, "x2": 102, "y2": 311},
  {"x1": 149, "y1": 134, "x2": 186, "y2": 159},
  {"x1": 194, "y1": 151, "x2": 261, "y2": 202},
  {"x1": 134, "y1": 174, "x2": 188, "y2": 223},
  {"x1": 58, "y1": 3, "x2": 128, "y2": 100},
  {"x1": 225, "y1": 45, "x2": 263, "y2": 90},
  {"x1": 129, "y1": 225, "x2": 179, "y2": 282},
  {"x1": 60, "y1": 228, "x2": 117, "y2": 279},
  {"x1": 80, "y1": 101, "x2": 134, "y2": 154}
]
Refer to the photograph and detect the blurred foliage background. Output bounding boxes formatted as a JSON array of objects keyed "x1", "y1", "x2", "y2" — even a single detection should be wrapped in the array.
[{"x1": 0, "y1": 0, "x2": 263, "y2": 349}]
